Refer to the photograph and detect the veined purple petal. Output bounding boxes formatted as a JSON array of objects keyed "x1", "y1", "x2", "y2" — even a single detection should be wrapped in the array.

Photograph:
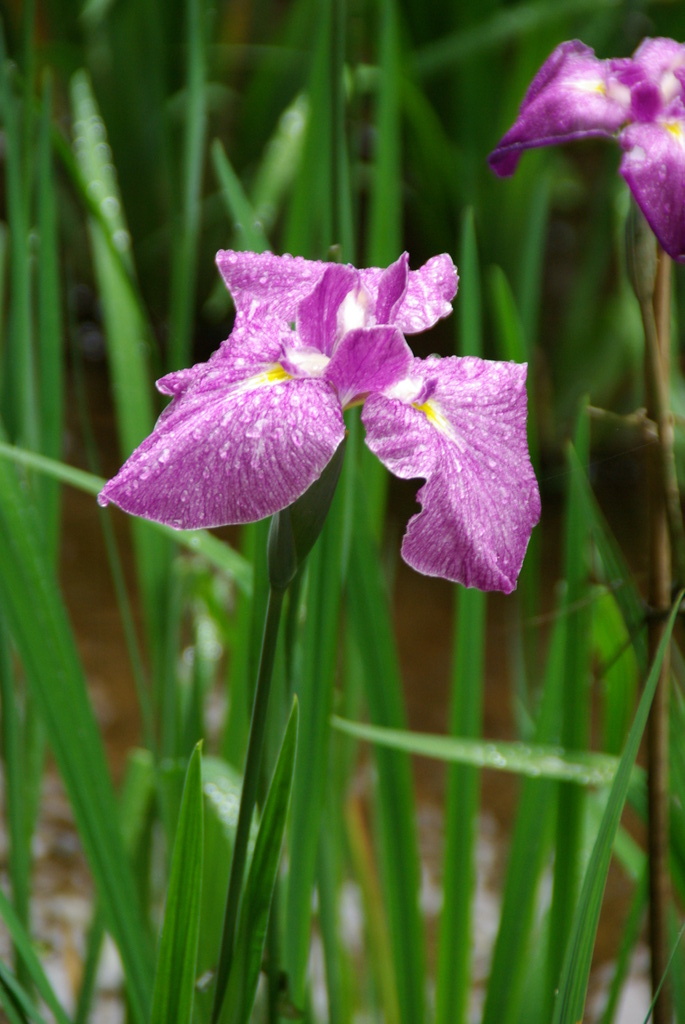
[
  {"x1": 374, "y1": 252, "x2": 409, "y2": 323},
  {"x1": 216, "y1": 250, "x2": 326, "y2": 321},
  {"x1": 156, "y1": 317, "x2": 288, "y2": 398},
  {"x1": 362, "y1": 356, "x2": 540, "y2": 591},
  {"x1": 630, "y1": 37, "x2": 685, "y2": 88},
  {"x1": 612, "y1": 39, "x2": 685, "y2": 121},
  {"x1": 360, "y1": 253, "x2": 458, "y2": 333},
  {"x1": 620, "y1": 117, "x2": 685, "y2": 261},
  {"x1": 325, "y1": 325, "x2": 412, "y2": 407},
  {"x1": 489, "y1": 40, "x2": 630, "y2": 176},
  {"x1": 98, "y1": 367, "x2": 345, "y2": 528},
  {"x1": 296, "y1": 263, "x2": 359, "y2": 356}
]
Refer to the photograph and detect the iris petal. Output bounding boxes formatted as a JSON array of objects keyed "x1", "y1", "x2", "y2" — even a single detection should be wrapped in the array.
[
  {"x1": 215, "y1": 250, "x2": 326, "y2": 321},
  {"x1": 489, "y1": 40, "x2": 630, "y2": 176},
  {"x1": 362, "y1": 356, "x2": 540, "y2": 592},
  {"x1": 360, "y1": 253, "x2": 458, "y2": 333},
  {"x1": 325, "y1": 326, "x2": 412, "y2": 407},
  {"x1": 620, "y1": 118, "x2": 685, "y2": 261},
  {"x1": 296, "y1": 263, "x2": 358, "y2": 356},
  {"x1": 98, "y1": 368, "x2": 345, "y2": 528}
]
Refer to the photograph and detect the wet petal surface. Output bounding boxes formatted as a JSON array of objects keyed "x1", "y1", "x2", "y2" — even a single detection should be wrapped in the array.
[
  {"x1": 99, "y1": 370, "x2": 345, "y2": 528},
  {"x1": 362, "y1": 356, "x2": 540, "y2": 592},
  {"x1": 489, "y1": 40, "x2": 630, "y2": 176},
  {"x1": 620, "y1": 116, "x2": 685, "y2": 260}
]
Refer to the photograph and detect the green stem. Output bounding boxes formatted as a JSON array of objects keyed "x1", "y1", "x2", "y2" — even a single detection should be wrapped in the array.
[
  {"x1": 644, "y1": 248, "x2": 674, "y2": 1024},
  {"x1": 627, "y1": 208, "x2": 677, "y2": 1024},
  {"x1": 211, "y1": 584, "x2": 285, "y2": 1022}
]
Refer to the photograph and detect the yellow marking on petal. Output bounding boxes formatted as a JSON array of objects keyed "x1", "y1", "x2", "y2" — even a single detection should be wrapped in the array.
[
  {"x1": 572, "y1": 78, "x2": 607, "y2": 95},
  {"x1": 665, "y1": 120, "x2": 684, "y2": 138},
  {"x1": 228, "y1": 363, "x2": 292, "y2": 401},
  {"x1": 263, "y1": 365, "x2": 292, "y2": 383},
  {"x1": 413, "y1": 400, "x2": 451, "y2": 437}
]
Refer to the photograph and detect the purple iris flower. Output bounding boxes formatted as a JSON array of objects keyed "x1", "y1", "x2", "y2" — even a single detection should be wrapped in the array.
[
  {"x1": 98, "y1": 250, "x2": 540, "y2": 592},
  {"x1": 489, "y1": 37, "x2": 685, "y2": 261}
]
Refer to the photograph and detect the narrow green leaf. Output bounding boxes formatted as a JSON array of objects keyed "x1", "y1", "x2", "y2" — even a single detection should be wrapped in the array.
[
  {"x1": 0, "y1": 31, "x2": 37, "y2": 450},
  {"x1": 212, "y1": 140, "x2": 271, "y2": 253},
  {"x1": 283, "y1": 485, "x2": 347, "y2": 1003},
  {"x1": 0, "y1": 618, "x2": 31, "y2": 946},
  {"x1": 568, "y1": 443, "x2": 647, "y2": 670},
  {"x1": 0, "y1": 442, "x2": 253, "y2": 595},
  {"x1": 458, "y1": 208, "x2": 482, "y2": 357},
  {"x1": 151, "y1": 742, "x2": 204, "y2": 1024},
  {"x1": 488, "y1": 264, "x2": 527, "y2": 364},
  {"x1": 250, "y1": 94, "x2": 308, "y2": 238},
  {"x1": 331, "y1": 717, "x2": 621, "y2": 785},
  {"x1": 70, "y1": 68, "x2": 173, "y2": 661},
  {"x1": 0, "y1": 960, "x2": 50, "y2": 1024},
  {"x1": 483, "y1": 418, "x2": 590, "y2": 1024},
  {"x1": 435, "y1": 588, "x2": 484, "y2": 1024},
  {"x1": 366, "y1": 0, "x2": 402, "y2": 265},
  {"x1": 168, "y1": 0, "x2": 208, "y2": 371},
  {"x1": 220, "y1": 698, "x2": 299, "y2": 1024},
  {"x1": 0, "y1": 448, "x2": 153, "y2": 1022},
  {"x1": 552, "y1": 591, "x2": 684, "y2": 1024},
  {"x1": 545, "y1": 416, "x2": 593, "y2": 1017},
  {"x1": 36, "y1": 73, "x2": 64, "y2": 558},
  {"x1": 0, "y1": 888, "x2": 71, "y2": 1024},
  {"x1": 413, "y1": 0, "x2": 620, "y2": 76},
  {"x1": 348, "y1": 508, "x2": 425, "y2": 1024}
]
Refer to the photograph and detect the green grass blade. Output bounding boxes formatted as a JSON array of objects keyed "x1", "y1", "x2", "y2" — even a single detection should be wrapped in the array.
[
  {"x1": 435, "y1": 212, "x2": 485, "y2": 1024},
  {"x1": 168, "y1": 0, "x2": 208, "y2": 371},
  {"x1": 0, "y1": 442, "x2": 253, "y2": 594},
  {"x1": 282, "y1": 0, "x2": 335, "y2": 257},
  {"x1": 150, "y1": 742, "x2": 204, "y2": 1024},
  {"x1": 36, "y1": 73, "x2": 64, "y2": 558},
  {"x1": 552, "y1": 592, "x2": 684, "y2": 1024},
  {"x1": 597, "y1": 868, "x2": 647, "y2": 1024},
  {"x1": 482, "y1": 413, "x2": 590, "y2": 1024},
  {"x1": 0, "y1": 451, "x2": 153, "y2": 1022},
  {"x1": 70, "y1": 68, "x2": 173, "y2": 659},
  {"x1": 348, "y1": 509, "x2": 425, "y2": 1024},
  {"x1": 331, "y1": 718, "x2": 620, "y2": 785},
  {"x1": 568, "y1": 443, "x2": 647, "y2": 670},
  {"x1": 0, "y1": 619, "x2": 32, "y2": 952},
  {"x1": 220, "y1": 698, "x2": 299, "y2": 1024},
  {"x1": 457, "y1": 207, "x2": 482, "y2": 357},
  {"x1": 366, "y1": 0, "x2": 402, "y2": 265},
  {"x1": 0, "y1": 34, "x2": 37, "y2": 449},
  {"x1": 250, "y1": 94, "x2": 308, "y2": 240},
  {"x1": 0, "y1": 960, "x2": 52, "y2": 1024},
  {"x1": 211, "y1": 140, "x2": 271, "y2": 253},
  {"x1": 413, "y1": 0, "x2": 620, "y2": 77},
  {"x1": 284, "y1": 501, "x2": 347, "y2": 1005},
  {"x1": 70, "y1": 70, "x2": 155, "y2": 452},
  {"x1": 544, "y1": 420, "x2": 593, "y2": 1017},
  {"x1": 345, "y1": 796, "x2": 400, "y2": 1024},
  {"x1": 0, "y1": 887, "x2": 72, "y2": 1024}
]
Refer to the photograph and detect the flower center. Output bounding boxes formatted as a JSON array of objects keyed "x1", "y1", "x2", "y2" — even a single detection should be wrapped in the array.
[
  {"x1": 280, "y1": 347, "x2": 330, "y2": 378},
  {"x1": 337, "y1": 286, "x2": 374, "y2": 338}
]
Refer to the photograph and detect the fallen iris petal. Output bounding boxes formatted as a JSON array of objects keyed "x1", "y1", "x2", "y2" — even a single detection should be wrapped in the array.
[{"x1": 362, "y1": 356, "x2": 540, "y2": 592}]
